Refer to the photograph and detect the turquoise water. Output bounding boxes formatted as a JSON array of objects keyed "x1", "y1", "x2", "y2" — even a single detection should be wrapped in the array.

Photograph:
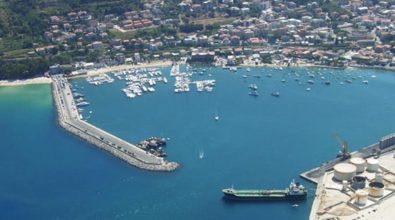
[{"x1": 1, "y1": 66, "x2": 395, "y2": 219}]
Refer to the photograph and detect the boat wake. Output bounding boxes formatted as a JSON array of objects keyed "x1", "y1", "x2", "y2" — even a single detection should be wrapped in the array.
[{"x1": 199, "y1": 150, "x2": 204, "y2": 159}]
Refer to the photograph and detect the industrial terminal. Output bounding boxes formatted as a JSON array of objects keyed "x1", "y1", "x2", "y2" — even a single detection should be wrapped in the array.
[{"x1": 302, "y1": 134, "x2": 395, "y2": 220}]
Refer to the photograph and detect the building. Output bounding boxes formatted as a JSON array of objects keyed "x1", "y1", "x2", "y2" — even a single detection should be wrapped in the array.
[{"x1": 190, "y1": 51, "x2": 215, "y2": 63}]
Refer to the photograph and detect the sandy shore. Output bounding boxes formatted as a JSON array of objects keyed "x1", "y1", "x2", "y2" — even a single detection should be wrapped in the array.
[
  {"x1": 0, "y1": 77, "x2": 52, "y2": 87},
  {"x1": 70, "y1": 60, "x2": 173, "y2": 79}
]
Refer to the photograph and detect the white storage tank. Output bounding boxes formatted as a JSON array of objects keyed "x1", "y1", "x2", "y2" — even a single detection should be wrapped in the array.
[
  {"x1": 350, "y1": 157, "x2": 366, "y2": 173},
  {"x1": 354, "y1": 189, "x2": 368, "y2": 206},
  {"x1": 334, "y1": 163, "x2": 357, "y2": 181},
  {"x1": 369, "y1": 182, "x2": 384, "y2": 197},
  {"x1": 366, "y1": 158, "x2": 379, "y2": 172}
]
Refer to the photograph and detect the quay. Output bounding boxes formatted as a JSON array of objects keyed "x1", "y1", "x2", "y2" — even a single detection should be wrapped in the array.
[
  {"x1": 301, "y1": 134, "x2": 395, "y2": 220},
  {"x1": 51, "y1": 74, "x2": 179, "y2": 171}
]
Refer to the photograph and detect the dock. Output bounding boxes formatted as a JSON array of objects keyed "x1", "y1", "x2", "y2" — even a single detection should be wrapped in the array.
[{"x1": 51, "y1": 75, "x2": 179, "y2": 171}]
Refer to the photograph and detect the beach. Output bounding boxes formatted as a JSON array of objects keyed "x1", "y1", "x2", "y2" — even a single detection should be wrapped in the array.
[
  {"x1": 0, "y1": 77, "x2": 52, "y2": 87},
  {"x1": 0, "y1": 60, "x2": 172, "y2": 87}
]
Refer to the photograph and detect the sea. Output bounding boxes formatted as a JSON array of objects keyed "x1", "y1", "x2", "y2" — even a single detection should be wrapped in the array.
[{"x1": 1, "y1": 66, "x2": 395, "y2": 220}]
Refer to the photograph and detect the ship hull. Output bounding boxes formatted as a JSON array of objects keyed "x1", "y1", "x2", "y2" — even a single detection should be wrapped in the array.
[
  {"x1": 222, "y1": 193, "x2": 307, "y2": 201},
  {"x1": 222, "y1": 189, "x2": 307, "y2": 201}
]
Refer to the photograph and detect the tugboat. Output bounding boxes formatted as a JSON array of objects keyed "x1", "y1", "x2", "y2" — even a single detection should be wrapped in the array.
[{"x1": 222, "y1": 180, "x2": 307, "y2": 201}]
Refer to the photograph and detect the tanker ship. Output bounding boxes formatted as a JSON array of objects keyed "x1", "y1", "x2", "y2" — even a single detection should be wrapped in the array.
[{"x1": 222, "y1": 180, "x2": 307, "y2": 201}]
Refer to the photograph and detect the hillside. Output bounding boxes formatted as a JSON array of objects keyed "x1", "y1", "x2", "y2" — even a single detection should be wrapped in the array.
[{"x1": 0, "y1": 0, "x2": 146, "y2": 79}]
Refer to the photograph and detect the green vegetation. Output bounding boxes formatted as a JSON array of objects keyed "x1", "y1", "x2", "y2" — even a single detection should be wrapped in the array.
[
  {"x1": 179, "y1": 24, "x2": 204, "y2": 33},
  {"x1": 0, "y1": 0, "x2": 146, "y2": 79},
  {"x1": 0, "y1": 58, "x2": 49, "y2": 80},
  {"x1": 319, "y1": 0, "x2": 351, "y2": 16},
  {"x1": 204, "y1": 24, "x2": 220, "y2": 35}
]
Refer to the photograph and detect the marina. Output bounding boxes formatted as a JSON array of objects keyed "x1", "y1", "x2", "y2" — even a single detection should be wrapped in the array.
[{"x1": 51, "y1": 75, "x2": 178, "y2": 171}]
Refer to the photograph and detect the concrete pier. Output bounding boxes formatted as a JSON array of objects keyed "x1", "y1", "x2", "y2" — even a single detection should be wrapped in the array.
[{"x1": 51, "y1": 75, "x2": 179, "y2": 171}]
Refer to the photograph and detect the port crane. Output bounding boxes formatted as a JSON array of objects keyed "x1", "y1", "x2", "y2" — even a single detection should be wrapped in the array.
[{"x1": 334, "y1": 133, "x2": 351, "y2": 160}]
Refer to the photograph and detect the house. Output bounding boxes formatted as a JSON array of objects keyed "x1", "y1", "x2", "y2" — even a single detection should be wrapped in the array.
[{"x1": 92, "y1": 41, "x2": 103, "y2": 49}]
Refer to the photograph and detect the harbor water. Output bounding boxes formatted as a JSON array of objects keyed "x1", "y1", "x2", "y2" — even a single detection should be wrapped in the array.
[{"x1": 2, "y1": 66, "x2": 395, "y2": 219}]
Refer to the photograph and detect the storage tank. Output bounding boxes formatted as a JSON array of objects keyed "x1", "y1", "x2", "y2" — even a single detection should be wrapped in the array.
[
  {"x1": 368, "y1": 182, "x2": 384, "y2": 197},
  {"x1": 351, "y1": 176, "x2": 366, "y2": 190},
  {"x1": 354, "y1": 189, "x2": 368, "y2": 206},
  {"x1": 366, "y1": 158, "x2": 379, "y2": 172},
  {"x1": 334, "y1": 163, "x2": 357, "y2": 181},
  {"x1": 350, "y1": 157, "x2": 366, "y2": 173}
]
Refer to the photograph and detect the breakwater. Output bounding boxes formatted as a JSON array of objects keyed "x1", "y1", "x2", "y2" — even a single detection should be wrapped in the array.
[{"x1": 51, "y1": 75, "x2": 179, "y2": 171}]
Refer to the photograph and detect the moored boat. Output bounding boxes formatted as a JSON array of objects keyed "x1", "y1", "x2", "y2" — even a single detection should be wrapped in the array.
[{"x1": 248, "y1": 84, "x2": 258, "y2": 90}]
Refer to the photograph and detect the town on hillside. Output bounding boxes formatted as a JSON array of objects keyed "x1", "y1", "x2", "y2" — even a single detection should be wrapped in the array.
[{"x1": 2, "y1": 0, "x2": 395, "y2": 78}]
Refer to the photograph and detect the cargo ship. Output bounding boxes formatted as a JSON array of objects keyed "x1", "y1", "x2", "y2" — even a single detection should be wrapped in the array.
[{"x1": 222, "y1": 180, "x2": 307, "y2": 201}]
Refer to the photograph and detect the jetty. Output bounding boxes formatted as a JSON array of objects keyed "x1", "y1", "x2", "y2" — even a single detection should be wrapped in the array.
[{"x1": 51, "y1": 75, "x2": 179, "y2": 171}]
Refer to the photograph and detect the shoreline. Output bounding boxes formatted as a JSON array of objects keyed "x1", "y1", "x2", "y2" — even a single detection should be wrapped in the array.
[
  {"x1": 0, "y1": 77, "x2": 52, "y2": 87},
  {"x1": 240, "y1": 62, "x2": 395, "y2": 72},
  {"x1": 68, "y1": 60, "x2": 173, "y2": 79},
  {"x1": 2, "y1": 60, "x2": 395, "y2": 87}
]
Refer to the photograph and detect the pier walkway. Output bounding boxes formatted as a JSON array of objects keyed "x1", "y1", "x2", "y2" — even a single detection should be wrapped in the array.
[{"x1": 52, "y1": 75, "x2": 178, "y2": 171}]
